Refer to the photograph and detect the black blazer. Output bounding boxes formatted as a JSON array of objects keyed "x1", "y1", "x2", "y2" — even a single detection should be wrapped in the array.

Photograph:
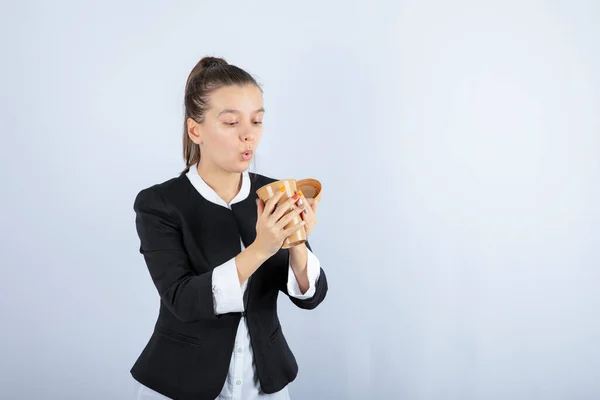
[{"x1": 130, "y1": 172, "x2": 328, "y2": 400}]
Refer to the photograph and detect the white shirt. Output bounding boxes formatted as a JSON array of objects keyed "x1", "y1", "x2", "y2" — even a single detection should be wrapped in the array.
[{"x1": 134, "y1": 166, "x2": 321, "y2": 400}]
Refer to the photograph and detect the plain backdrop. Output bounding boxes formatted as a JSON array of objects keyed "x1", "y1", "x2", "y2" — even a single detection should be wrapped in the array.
[{"x1": 1, "y1": 1, "x2": 599, "y2": 399}]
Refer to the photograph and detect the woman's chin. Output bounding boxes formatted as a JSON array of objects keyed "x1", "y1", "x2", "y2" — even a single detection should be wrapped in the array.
[
  {"x1": 237, "y1": 158, "x2": 253, "y2": 169},
  {"x1": 226, "y1": 160, "x2": 251, "y2": 173}
]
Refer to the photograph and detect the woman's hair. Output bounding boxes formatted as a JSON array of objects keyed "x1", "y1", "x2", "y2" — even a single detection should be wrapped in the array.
[{"x1": 181, "y1": 56, "x2": 261, "y2": 174}]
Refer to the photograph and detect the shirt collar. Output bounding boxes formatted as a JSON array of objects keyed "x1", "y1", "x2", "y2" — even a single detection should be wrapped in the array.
[{"x1": 185, "y1": 164, "x2": 251, "y2": 208}]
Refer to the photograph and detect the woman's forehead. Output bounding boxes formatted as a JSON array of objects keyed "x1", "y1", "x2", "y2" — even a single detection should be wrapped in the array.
[{"x1": 209, "y1": 85, "x2": 264, "y2": 114}]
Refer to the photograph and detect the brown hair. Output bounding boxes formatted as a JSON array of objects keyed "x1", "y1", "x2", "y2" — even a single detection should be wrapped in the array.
[{"x1": 181, "y1": 56, "x2": 261, "y2": 174}]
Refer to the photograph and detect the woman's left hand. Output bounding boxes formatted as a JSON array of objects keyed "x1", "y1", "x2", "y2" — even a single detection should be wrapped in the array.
[{"x1": 297, "y1": 191, "x2": 318, "y2": 236}]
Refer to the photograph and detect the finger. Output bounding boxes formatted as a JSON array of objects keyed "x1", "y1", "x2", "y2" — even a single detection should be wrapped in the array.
[
  {"x1": 296, "y1": 191, "x2": 307, "y2": 210},
  {"x1": 282, "y1": 220, "x2": 306, "y2": 236},
  {"x1": 297, "y1": 196, "x2": 315, "y2": 218},
  {"x1": 271, "y1": 193, "x2": 301, "y2": 222},
  {"x1": 300, "y1": 198, "x2": 317, "y2": 224},
  {"x1": 299, "y1": 204, "x2": 315, "y2": 227},
  {"x1": 256, "y1": 198, "x2": 264, "y2": 218},
  {"x1": 275, "y1": 206, "x2": 304, "y2": 230},
  {"x1": 263, "y1": 190, "x2": 286, "y2": 216},
  {"x1": 298, "y1": 193, "x2": 316, "y2": 213}
]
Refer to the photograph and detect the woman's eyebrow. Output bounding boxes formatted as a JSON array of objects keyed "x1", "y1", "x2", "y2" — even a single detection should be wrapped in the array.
[{"x1": 217, "y1": 108, "x2": 265, "y2": 117}]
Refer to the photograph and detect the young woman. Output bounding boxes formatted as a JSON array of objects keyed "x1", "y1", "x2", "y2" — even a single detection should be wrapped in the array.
[{"x1": 131, "y1": 56, "x2": 328, "y2": 400}]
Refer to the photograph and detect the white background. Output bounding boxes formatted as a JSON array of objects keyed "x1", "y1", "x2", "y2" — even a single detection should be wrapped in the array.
[{"x1": 1, "y1": 1, "x2": 599, "y2": 399}]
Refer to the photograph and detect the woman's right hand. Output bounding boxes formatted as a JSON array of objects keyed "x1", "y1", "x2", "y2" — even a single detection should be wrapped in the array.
[{"x1": 253, "y1": 190, "x2": 305, "y2": 258}]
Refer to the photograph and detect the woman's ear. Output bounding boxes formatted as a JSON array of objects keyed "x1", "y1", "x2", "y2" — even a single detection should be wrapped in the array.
[{"x1": 187, "y1": 118, "x2": 203, "y2": 145}]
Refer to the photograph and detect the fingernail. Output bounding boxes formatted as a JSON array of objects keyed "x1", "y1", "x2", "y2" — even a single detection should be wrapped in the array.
[
  {"x1": 303, "y1": 209, "x2": 307, "y2": 214},
  {"x1": 298, "y1": 190, "x2": 303, "y2": 197},
  {"x1": 280, "y1": 187, "x2": 285, "y2": 193},
  {"x1": 292, "y1": 193, "x2": 299, "y2": 200}
]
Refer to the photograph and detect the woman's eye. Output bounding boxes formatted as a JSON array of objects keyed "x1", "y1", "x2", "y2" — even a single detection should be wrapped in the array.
[
  {"x1": 224, "y1": 121, "x2": 238, "y2": 126},
  {"x1": 253, "y1": 121, "x2": 263, "y2": 125}
]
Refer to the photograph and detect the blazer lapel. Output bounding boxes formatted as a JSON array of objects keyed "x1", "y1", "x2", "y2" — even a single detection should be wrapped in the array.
[{"x1": 231, "y1": 190, "x2": 259, "y2": 249}]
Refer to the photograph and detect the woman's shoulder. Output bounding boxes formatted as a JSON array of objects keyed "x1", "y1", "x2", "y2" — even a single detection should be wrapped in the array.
[
  {"x1": 248, "y1": 172, "x2": 283, "y2": 187},
  {"x1": 133, "y1": 174, "x2": 189, "y2": 213}
]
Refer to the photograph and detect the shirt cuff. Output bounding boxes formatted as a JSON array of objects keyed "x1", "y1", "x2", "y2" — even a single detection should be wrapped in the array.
[
  {"x1": 211, "y1": 258, "x2": 244, "y2": 314},
  {"x1": 287, "y1": 248, "x2": 321, "y2": 299}
]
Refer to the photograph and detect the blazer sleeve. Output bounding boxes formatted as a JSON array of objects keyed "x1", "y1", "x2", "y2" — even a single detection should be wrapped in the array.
[
  {"x1": 279, "y1": 240, "x2": 328, "y2": 310},
  {"x1": 286, "y1": 248, "x2": 321, "y2": 299},
  {"x1": 134, "y1": 187, "x2": 219, "y2": 323}
]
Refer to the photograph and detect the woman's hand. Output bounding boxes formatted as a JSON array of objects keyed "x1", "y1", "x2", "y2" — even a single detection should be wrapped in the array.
[
  {"x1": 253, "y1": 190, "x2": 305, "y2": 259},
  {"x1": 286, "y1": 192, "x2": 319, "y2": 293},
  {"x1": 297, "y1": 191, "x2": 318, "y2": 236}
]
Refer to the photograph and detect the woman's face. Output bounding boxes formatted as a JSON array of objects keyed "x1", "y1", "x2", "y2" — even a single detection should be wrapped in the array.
[{"x1": 190, "y1": 84, "x2": 264, "y2": 173}]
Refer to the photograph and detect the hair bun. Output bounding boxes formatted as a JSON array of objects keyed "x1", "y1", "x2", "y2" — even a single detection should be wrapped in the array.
[{"x1": 201, "y1": 57, "x2": 227, "y2": 69}]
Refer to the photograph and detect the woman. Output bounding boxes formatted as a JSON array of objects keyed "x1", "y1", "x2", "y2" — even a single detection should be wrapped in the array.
[{"x1": 131, "y1": 56, "x2": 328, "y2": 400}]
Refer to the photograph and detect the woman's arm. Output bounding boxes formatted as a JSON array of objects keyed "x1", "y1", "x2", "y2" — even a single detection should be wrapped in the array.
[
  {"x1": 289, "y1": 243, "x2": 310, "y2": 292},
  {"x1": 210, "y1": 243, "x2": 270, "y2": 315},
  {"x1": 134, "y1": 187, "x2": 224, "y2": 323},
  {"x1": 281, "y1": 241, "x2": 328, "y2": 309},
  {"x1": 235, "y1": 242, "x2": 271, "y2": 284}
]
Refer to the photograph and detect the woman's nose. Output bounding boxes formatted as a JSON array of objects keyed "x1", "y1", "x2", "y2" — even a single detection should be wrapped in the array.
[{"x1": 242, "y1": 131, "x2": 255, "y2": 142}]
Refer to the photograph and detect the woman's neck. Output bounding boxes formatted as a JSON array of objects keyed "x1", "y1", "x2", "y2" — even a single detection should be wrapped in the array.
[{"x1": 196, "y1": 161, "x2": 242, "y2": 205}]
